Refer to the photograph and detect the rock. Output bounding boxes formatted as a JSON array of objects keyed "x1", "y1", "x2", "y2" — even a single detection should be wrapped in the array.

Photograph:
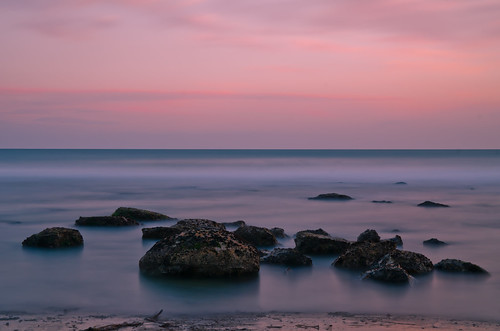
[
  {"x1": 295, "y1": 231, "x2": 352, "y2": 255},
  {"x1": 260, "y1": 248, "x2": 312, "y2": 267},
  {"x1": 142, "y1": 227, "x2": 182, "y2": 240},
  {"x1": 333, "y1": 241, "x2": 396, "y2": 270},
  {"x1": 363, "y1": 264, "x2": 412, "y2": 284},
  {"x1": 234, "y1": 225, "x2": 277, "y2": 247},
  {"x1": 357, "y1": 229, "x2": 380, "y2": 243},
  {"x1": 75, "y1": 216, "x2": 139, "y2": 226},
  {"x1": 270, "y1": 227, "x2": 287, "y2": 238},
  {"x1": 417, "y1": 201, "x2": 450, "y2": 208},
  {"x1": 308, "y1": 193, "x2": 353, "y2": 200},
  {"x1": 394, "y1": 182, "x2": 407, "y2": 185},
  {"x1": 385, "y1": 235, "x2": 403, "y2": 247},
  {"x1": 112, "y1": 207, "x2": 173, "y2": 221},
  {"x1": 373, "y1": 250, "x2": 433, "y2": 275},
  {"x1": 173, "y1": 219, "x2": 226, "y2": 231},
  {"x1": 222, "y1": 220, "x2": 246, "y2": 228},
  {"x1": 423, "y1": 238, "x2": 448, "y2": 246},
  {"x1": 434, "y1": 259, "x2": 489, "y2": 274},
  {"x1": 22, "y1": 227, "x2": 83, "y2": 248},
  {"x1": 372, "y1": 200, "x2": 393, "y2": 204},
  {"x1": 139, "y1": 227, "x2": 260, "y2": 277}
]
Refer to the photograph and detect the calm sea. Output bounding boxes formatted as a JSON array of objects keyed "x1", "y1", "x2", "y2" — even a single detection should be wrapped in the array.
[{"x1": 0, "y1": 149, "x2": 499, "y2": 319}]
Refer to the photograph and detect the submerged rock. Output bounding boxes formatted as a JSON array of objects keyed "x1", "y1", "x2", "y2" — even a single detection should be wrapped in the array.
[
  {"x1": 234, "y1": 225, "x2": 277, "y2": 247},
  {"x1": 308, "y1": 193, "x2": 353, "y2": 201},
  {"x1": 394, "y1": 182, "x2": 407, "y2": 185},
  {"x1": 372, "y1": 200, "x2": 393, "y2": 204},
  {"x1": 142, "y1": 226, "x2": 182, "y2": 240},
  {"x1": 434, "y1": 259, "x2": 489, "y2": 274},
  {"x1": 270, "y1": 227, "x2": 287, "y2": 239},
  {"x1": 373, "y1": 250, "x2": 433, "y2": 275},
  {"x1": 423, "y1": 238, "x2": 448, "y2": 246},
  {"x1": 363, "y1": 264, "x2": 412, "y2": 284},
  {"x1": 260, "y1": 248, "x2": 312, "y2": 267},
  {"x1": 418, "y1": 201, "x2": 450, "y2": 208},
  {"x1": 295, "y1": 230, "x2": 351, "y2": 255},
  {"x1": 22, "y1": 227, "x2": 83, "y2": 248},
  {"x1": 139, "y1": 227, "x2": 260, "y2": 278},
  {"x1": 75, "y1": 216, "x2": 139, "y2": 226},
  {"x1": 333, "y1": 241, "x2": 396, "y2": 270},
  {"x1": 385, "y1": 235, "x2": 403, "y2": 247},
  {"x1": 357, "y1": 229, "x2": 381, "y2": 243},
  {"x1": 112, "y1": 207, "x2": 173, "y2": 221}
]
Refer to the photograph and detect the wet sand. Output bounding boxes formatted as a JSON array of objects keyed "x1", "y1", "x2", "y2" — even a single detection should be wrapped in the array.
[{"x1": 1, "y1": 311, "x2": 499, "y2": 331}]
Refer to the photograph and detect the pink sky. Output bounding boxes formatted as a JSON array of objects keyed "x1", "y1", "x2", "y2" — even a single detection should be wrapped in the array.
[{"x1": 1, "y1": 0, "x2": 499, "y2": 148}]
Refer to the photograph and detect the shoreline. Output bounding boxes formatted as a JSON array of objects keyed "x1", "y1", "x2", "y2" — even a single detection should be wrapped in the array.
[{"x1": 2, "y1": 311, "x2": 499, "y2": 331}]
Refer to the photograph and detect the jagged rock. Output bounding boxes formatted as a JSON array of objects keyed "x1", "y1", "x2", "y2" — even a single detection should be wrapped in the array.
[
  {"x1": 22, "y1": 227, "x2": 83, "y2": 248},
  {"x1": 418, "y1": 201, "x2": 450, "y2": 208},
  {"x1": 333, "y1": 241, "x2": 396, "y2": 270},
  {"x1": 385, "y1": 235, "x2": 403, "y2": 247},
  {"x1": 139, "y1": 227, "x2": 260, "y2": 277},
  {"x1": 372, "y1": 200, "x2": 393, "y2": 204},
  {"x1": 270, "y1": 227, "x2": 287, "y2": 238},
  {"x1": 308, "y1": 193, "x2": 353, "y2": 200},
  {"x1": 357, "y1": 229, "x2": 381, "y2": 243},
  {"x1": 434, "y1": 259, "x2": 489, "y2": 274},
  {"x1": 142, "y1": 227, "x2": 182, "y2": 240},
  {"x1": 423, "y1": 238, "x2": 448, "y2": 246},
  {"x1": 363, "y1": 264, "x2": 412, "y2": 284},
  {"x1": 295, "y1": 230, "x2": 351, "y2": 255},
  {"x1": 222, "y1": 220, "x2": 246, "y2": 228},
  {"x1": 173, "y1": 219, "x2": 226, "y2": 231},
  {"x1": 112, "y1": 207, "x2": 173, "y2": 221},
  {"x1": 75, "y1": 216, "x2": 139, "y2": 226},
  {"x1": 234, "y1": 225, "x2": 277, "y2": 247},
  {"x1": 373, "y1": 250, "x2": 433, "y2": 275},
  {"x1": 260, "y1": 248, "x2": 312, "y2": 266}
]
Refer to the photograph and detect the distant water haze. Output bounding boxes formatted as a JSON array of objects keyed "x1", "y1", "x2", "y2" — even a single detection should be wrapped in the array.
[{"x1": 0, "y1": 150, "x2": 499, "y2": 319}]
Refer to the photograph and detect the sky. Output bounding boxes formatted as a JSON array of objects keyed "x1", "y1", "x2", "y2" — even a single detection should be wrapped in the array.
[{"x1": 1, "y1": 0, "x2": 499, "y2": 149}]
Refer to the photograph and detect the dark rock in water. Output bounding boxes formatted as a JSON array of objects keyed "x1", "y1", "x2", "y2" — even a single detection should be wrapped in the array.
[
  {"x1": 139, "y1": 227, "x2": 260, "y2": 277},
  {"x1": 333, "y1": 241, "x2": 397, "y2": 270},
  {"x1": 295, "y1": 230, "x2": 351, "y2": 255},
  {"x1": 261, "y1": 248, "x2": 312, "y2": 266},
  {"x1": 384, "y1": 235, "x2": 403, "y2": 247},
  {"x1": 357, "y1": 229, "x2": 381, "y2": 243},
  {"x1": 308, "y1": 193, "x2": 353, "y2": 201},
  {"x1": 22, "y1": 227, "x2": 83, "y2": 248},
  {"x1": 222, "y1": 220, "x2": 246, "y2": 228},
  {"x1": 418, "y1": 201, "x2": 450, "y2": 208},
  {"x1": 173, "y1": 219, "x2": 226, "y2": 231},
  {"x1": 112, "y1": 207, "x2": 173, "y2": 221},
  {"x1": 270, "y1": 227, "x2": 287, "y2": 238},
  {"x1": 142, "y1": 226, "x2": 182, "y2": 240},
  {"x1": 434, "y1": 259, "x2": 489, "y2": 274},
  {"x1": 372, "y1": 200, "x2": 393, "y2": 204},
  {"x1": 234, "y1": 225, "x2": 277, "y2": 247},
  {"x1": 258, "y1": 249, "x2": 271, "y2": 257},
  {"x1": 423, "y1": 238, "x2": 448, "y2": 246},
  {"x1": 373, "y1": 250, "x2": 433, "y2": 275},
  {"x1": 363, "y1": 264, "x2": 412, "y2": 284},
  {"x1": 394, "y1": 182, "x2": 407, "y2": 185},
  {"x1": 75, "y1": 216, "x2": 139, "y2": 226}
]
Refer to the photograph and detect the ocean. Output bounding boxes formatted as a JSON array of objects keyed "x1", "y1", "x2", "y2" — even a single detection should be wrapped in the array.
[{"x1": 0, "y1": 149, "x2": 499, "y2": 319}]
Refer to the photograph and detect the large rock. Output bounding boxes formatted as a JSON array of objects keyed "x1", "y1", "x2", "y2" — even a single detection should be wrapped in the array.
[
  {"x1": 234, "y1": 225, "x2": 277, "y2": 247},
  {"x1": 373, "y1": 250, "x2": 433, "y2": 275},
  {"x1": 308, "y1": 193, "x2": 353, "y2": 201},
  {"x1": 75, "y1": 216, "x2": 139, "y2": 226},
  {"x1": 139, "y1": 227, "x2": 260, "y2": 278},
  {"x1": 385, "y1": 235, "x2": 403, "y2": 247},
  {"x1": 142, "y1": 226, "x2": 182, "y2": 240},
  {"x1": 363, "y1": 264, "x2": 412, "y2": 284},
  {"x1": 295, "y1": 230, "x2": 351, "y2": 255},
  {"x1": 418, "y1": 201, "x2": 450, "y2": 208},
  {"x1": 22, "y1": 227, "x2": 83, "y2": 248},
  {"x1": 270, "y1": 227, "x2": 287, "y2": 239},
  {"x1": 260, "y1": 248, "x2": 312, "y2": 267},
  {"x1": 112, "y1": 207, "x2": 173, "y2": 221},
  {"x1": 357, "y1": 229, "x2": 381, "y2": 243},
  {"x1": 173, "y1": 219, "x2": 226, "y2": 231},
  {"x1": 333, "y1": 241, "x2": 396, "y2": 270},
  {"x1": 434, "y1": 259, "x2": 489, "y2": 274}
]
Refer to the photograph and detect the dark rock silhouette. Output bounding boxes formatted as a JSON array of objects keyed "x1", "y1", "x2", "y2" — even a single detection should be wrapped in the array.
[
  {"x1": 423, "y1": 238, "x2": 448, "y2": 246},
  {"x1": 308, "y1": 193, "x2": 353, "y2": 200},
  {"x1": 418, "y1": 201, "x2": 450, "y2": 208},
  {"x1": 373, "y1": 250, "x2": 433, "y2": 275},
  {"x1": 295, "y1": 230, "x2": 351, "y2": 255},
  {"x1": 333, "y1": 241, "x2": 397, "y2": 270},
  {"x1": 22, "y1": 227, "x2": 83, "y2": 248},
  {"x1": 434, "y1": 259, "x2": 488, "y2": 274},
  {"x1": 260, "y1": 248, "x2": 312, "y2": 266},
  {"x1": 142, "y1": 226, "x2": 182, "y2": 240},
  {"x1": 234, "y1": 225, "x2": 277, "y2": 247},
  {"x1": 75, "y1": 216, "x2": 139, "y2": 226},
  {"x1": 357, "y1": 229, "x2": 381, "y2": 243},
  {"x1": 363, "y1": 264, "x2": 412, "y2": 284},
  {"x1": 112, "y1": 207, "x2": 173, "y2": 221}
]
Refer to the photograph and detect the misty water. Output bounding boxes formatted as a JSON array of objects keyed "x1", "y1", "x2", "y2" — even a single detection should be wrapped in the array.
[{"x1": 0, "y1": 149, "x2": 499, "y2": 319}]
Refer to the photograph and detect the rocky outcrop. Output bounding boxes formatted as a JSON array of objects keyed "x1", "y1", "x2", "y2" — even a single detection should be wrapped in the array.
[
  {"x1": 142, "y1": 227, "x2": 182, "y2": 240},
  {"x1": 270, "y1": 227, "x2": 287, "y2": 238},
  {"x1": 357, "y1": 229, "x2": 380, "y2": 243},
  {"x1": 385, "y1": 235, "x2": 403, "y2": 247},
  {"x1": 295, "y1": 230, "x2": 351, "y2": 255},
  {"x1": 234, "y1": 225, "x2": 277, "y2": 247},
  {"x1": 112, "y1": 207, "x2": 173, "y2": 221},
  {"x1": 308, "y1": 193, "x2": 353, "y2": 201},
  {"x1": 75, "y1": 216, "x2": 139, "y2": 226},
  {"x1": 362, "y1": 264, "x2": 412, "y2": 284},
  {"x1": 260, "y1": 248, "x2": 312, "y2": 266},
  {"x1": 418, "y1": 201, "x2": 450, "y2": 208},
  {"x1": 434, "y1": 259, "x2": 489, "y2": 274},
  {"x1": 139, "y1": 226, "x2": 260, "y2": 278},
  {"x1": 423, "y1": 238, "x2": 448, "y2": 246},
  {"x1": 333, "y1": 241, "x2": 396, "y2": 270},
  {"x1": 373, "y1": 250, "x2": 433, "y2": 275},
  {"x1": 22, "y1": 227, "x2": 83, "y2": 248},
  {"x1": 173, "y1": 219, "x2": 226, "y2": 231}
]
